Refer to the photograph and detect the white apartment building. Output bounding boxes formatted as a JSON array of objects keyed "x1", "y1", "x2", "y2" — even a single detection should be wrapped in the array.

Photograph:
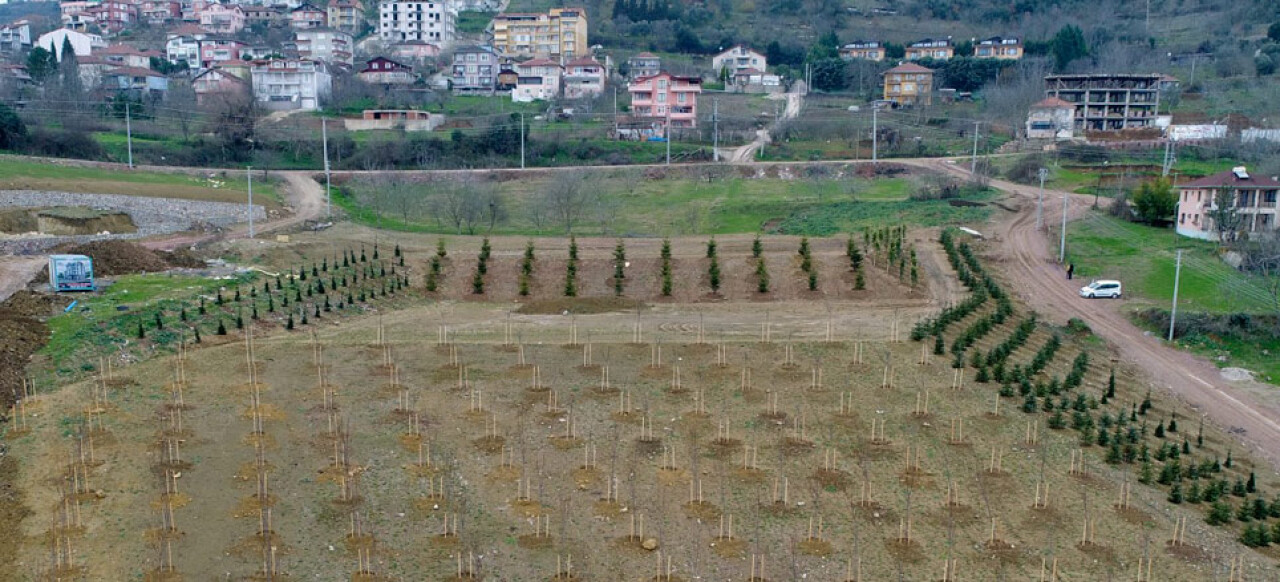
[
  {"x1": 295, "y1": 29, "x2": 353, "y2": 67},
  {"x1": 251, "y1": 58, "x2": 332, "y2": 111},
  {"x1": 378, "y1": 0, "x2": 454, "y2": 46}
]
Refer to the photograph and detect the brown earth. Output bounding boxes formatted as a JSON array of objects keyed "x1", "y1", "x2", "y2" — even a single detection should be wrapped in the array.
[{"x1": 56, "y1": 240, "x2": 195, "y2": 276}]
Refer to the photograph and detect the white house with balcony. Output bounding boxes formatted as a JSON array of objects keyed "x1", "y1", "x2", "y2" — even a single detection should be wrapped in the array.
[
  {"x1": 512, "y1": 58, "x2": 561, "y2": 102},
  {"x1": 562, "y1": 56, "x2": 603, "y2": 99},
  {"x1": 251, "y1": 58, "x2": 332, "y2": 111},
  {"x1": 712, "y1": 45, "x2": 766, "y2": 78}
]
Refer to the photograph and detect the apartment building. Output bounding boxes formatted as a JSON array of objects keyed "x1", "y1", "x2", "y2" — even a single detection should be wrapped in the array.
[
  {"x1": 512, "y1": 58, "x2": 561, "y2": 102},
  {"x1": 712, "y1": 45, "x2": 766, "y2": 76},
  {"x1": 562, "y1": 56, "x2": 604, "y2": 99},
  {"x1": 290, "y1": 3, "x2": 327, "y2": 29},
  {"x1": 451, "y1": 45, "x2": 496, "y2": 93},
  {"x1": 975, "y1": 36, "x2": 1022, "y2": 59},
  {"x1": 627, "y1": 71, "x2": 701, "y2": 129},
  {"x1": 0, "y1": 20, "x2": 32, "y2": 53},
  {"x1": 905, "y1": 38, "x2": 952, "y2": 60},
  {"x1": 1043, "y1": 74, "x2": 1162, "y2": 132},
  {"x1": 491, "y1": 7, "x2": 586, "y2": 61},
  {"x1": 295, "y1": 29, "x2": 353, "y2": 67},
  {"x1": 327, "y1": 0, "x2": 364, "y2": 33},
  {"x1": 379, "y1": 0, "x2": 454, "y2": 46},
  {"x1": 199, "y1": 3, "x2": 245, "y2": 34},
  {"x1": 882, "y1": 62, "x2": 933, "y2": 106},
  {"x1": 838, "y1": 41, "x2": 884, "y2": 61},
  {"x1": 627, "y1": 51, "x2": 659, "y2": 78},
  {"x1": 1177, "y1": 167, "x2": 1280, "y2": 240},
  {"x1": 251, "y1": 58, "x2": 332, "y2": 110}
]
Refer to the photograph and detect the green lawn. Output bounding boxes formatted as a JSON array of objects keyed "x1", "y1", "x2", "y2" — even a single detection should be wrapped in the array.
[
  {"x1": 0, "y1": 156, "x2": 282, "y2": 207},
  {"x1": 340, "y1": 174, "x2": 993, "y2": 236},
  {"x1": 456, "y1": 10, "x2": 494, "y2": 34},
  {"x1": 1066, "y1": 211, "x2": 1278, "y2": 314}
]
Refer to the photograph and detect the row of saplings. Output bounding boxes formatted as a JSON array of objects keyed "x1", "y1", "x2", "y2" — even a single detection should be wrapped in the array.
[
  {"x1": 434, "y1": 234, "x2": 900, "y2": 297},
  {"x1": 917, "y1": 229, "x2": 1280, "y2": 548},
  {"x1": 136, "y1": 245, "x2": 409, "y2": 343}
]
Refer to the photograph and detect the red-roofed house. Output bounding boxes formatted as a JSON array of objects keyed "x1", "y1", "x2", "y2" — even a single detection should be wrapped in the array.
[
  {"x1": 628, "y1": 71, "x2": 701, "y2": 128},
  {"x1": 1177, "y1": 167, "x2": 1280, "y2": 240},
  {"x1": 513, "y1": 58, "x2": 561, "y2": 102},
  {"x1": 200, "y1": 3, "x2": 245, "y2": 34},
  {"x1": 100, "y1": 44, "x2": 162, "y2": 69},
  {"x1": 141, "y1": 0, "x2": 181, "y2": 24},
  {"x1": 562, "y1": 56, "x2": 603, "y2": 99},
  {"x1": 200, "y1": 38, "x2": 247, "y2": 67},
  {"x1": 1025, "y1": 96, "x2": 1075, "y2": 140},
  {"x1": 358, "y1": 56, "x2": 413, "y2": 84},
  {"x1": 290, "y1": 3, "x2": 327, "y2": 29},
  {"x1": 882, "y1": 62, "x2": 933, "y2": 107},
  {"x1": 192, "y1": 66, "x2": 249, "y2": 105}
]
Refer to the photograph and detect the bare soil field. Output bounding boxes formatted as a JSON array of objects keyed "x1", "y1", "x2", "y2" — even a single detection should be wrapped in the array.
[{"x1": 5, "y1": 231, "x2": 1276, "y2": 581}]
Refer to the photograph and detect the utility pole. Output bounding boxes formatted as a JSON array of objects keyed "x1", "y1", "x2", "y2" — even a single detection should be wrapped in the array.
[
  {"x1": 665, "y1": 110, "x2": 671, "y2": 166},
  {"x1": 519, "y1": 112, "x2": 525, "y2": 169},
  {"x1": 322, "y1": 118, "x2": 331, "y2": 219},
  {"x1": 871, "y1": 106, "x2": 878, "y2": 163},
  {"x1": 712, "y1": 98, "x2": 719, "y2": 162},
  {"x1": 247, "y1": 166, "x2": 254, "y2": 239},
  {"x1": 1037, "y1": 167, "x2": 1048, "y2": 230},
  {"x1": 1161, "y1": 140, "x2": 1174, "y2": 176},
  {"x1": 1058, "y1": 195, "x2": 1067, "y2": 263},
  {"x1": 970, "y1": 121, "x2": 980, "y2": 174},
  {"x1": 613, "y1": 87, "x2": 618, "y2": 138},
  {"x1": 1168, "y1": 249, "x2": 1183, "y2": 341},
  {"x1": 125, "y1": 102, "x2": 133, "y2": 169}
]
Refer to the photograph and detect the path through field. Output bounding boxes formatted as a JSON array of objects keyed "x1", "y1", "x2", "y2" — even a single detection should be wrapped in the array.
[
  {"x1": 0, "y1": 256, "x2": 46, "y2": 303},
  {"x1": 724, "y1": 81, "x2": 806, "y2": 163},
  {"x1": 910, "y1": 159, "x2": 1280, "y2": 470}
]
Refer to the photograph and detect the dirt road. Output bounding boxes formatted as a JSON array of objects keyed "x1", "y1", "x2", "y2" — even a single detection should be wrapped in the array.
[
  {"x1": 0, "y1": 256, "x2": 47, "y2": 303},
  {"x1": 724, "y1": 82, "x2": 806, "y2": 163},
  {"x1": 141, "y1": 170, "x2": 328, "y2": 251},
  {"x1": 909, "y1": 159, "x2": 1280, "y2": 470}
]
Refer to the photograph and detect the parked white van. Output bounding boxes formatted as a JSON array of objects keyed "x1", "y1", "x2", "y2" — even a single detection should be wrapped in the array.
[{"x1": 1080, "y1": 280, "x2": 1122, "y2": 299}]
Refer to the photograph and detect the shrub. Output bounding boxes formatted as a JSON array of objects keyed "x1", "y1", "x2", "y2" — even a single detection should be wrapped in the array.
[
  {"x1": 752, "y1": 235, "x2": 763, "y2": 258},
  {"x1": 706, "y1": 238, "x2": 717, "y2": 258},
  {"x1": 709, "y1": 256, "x2": 721, "y2": 293},
  {"x1": 807, "y1": 270, "x2": 817, "y2": 291},
  {"x1": 756, "y1": 258, "x2": 769, "y2": 293},
  {"x1": 436, "y1": 239, "x2": 447, "y2": 258}
]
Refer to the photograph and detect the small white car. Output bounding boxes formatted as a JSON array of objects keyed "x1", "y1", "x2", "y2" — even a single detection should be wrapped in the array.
[{"x1": 1080, "y1": 280, "x2": 1122, "y2": 299}]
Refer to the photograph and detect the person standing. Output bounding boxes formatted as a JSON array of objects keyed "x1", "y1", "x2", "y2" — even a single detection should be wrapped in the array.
[{"x1": 1067, "y1": 263, "x2": 1075, "y2": 280}]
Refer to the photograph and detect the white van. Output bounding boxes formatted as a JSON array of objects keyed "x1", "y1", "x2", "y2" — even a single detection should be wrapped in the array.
[{"x1": 1080, "y1": 280, "x2": 1122, "y2": 299}]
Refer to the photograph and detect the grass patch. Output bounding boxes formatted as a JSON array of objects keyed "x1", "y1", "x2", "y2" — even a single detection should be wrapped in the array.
[
  {"x1": 456, "y1": 10, "x2": 494, "y2": 34},
  {"x1": 0, "y1": 156, "x2": 283, "y2": 209},
  {"x1": 338, "y1": 174, "x2": 968, "y2": 236},
  {"x1": 1066, "y1": 211, "x2": 1278, "y2": 313}
]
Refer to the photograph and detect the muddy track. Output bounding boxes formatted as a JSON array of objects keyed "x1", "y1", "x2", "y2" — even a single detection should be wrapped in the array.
[{"x1": 907, "y1": 159, "x2": 1280, "y2": 470}]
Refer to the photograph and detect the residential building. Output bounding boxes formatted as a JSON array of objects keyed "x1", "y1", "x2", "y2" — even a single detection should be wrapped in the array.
[
  {"x1": 36, "y1": 29, "x2": 105, "y2": 61},
  {"x1": 250, "y1": 58, "x2": 332, "y2": 110},
  {"x1": 379, "y1": 0, "x2": 454, "y2": 46},
  {"x1": 358, "y1": 56, "x2": 414, "y2": 84},
  {"x1": 389, "y1": 40, "x2": 440, "y2": 60},
  {"x1": 905, "y1": 38, "x2": 952, "y2": 60},
  {"x1": 491, "y1": 7, "x2": 587, "y2": 61},
  {"x1": 839, "y1": 41, "x2": 884, "y2": 61},
  {"x1": 85, "y1": 0, "x2": 138, "y2": 34},
  {"x1": 0, "y1": 64, "x2": 34, "y2": 92},
  {"x1": 77, "y1": 56, "x2": 113, "y2": 88},
  {"x1": 61, "y1": 2, "x2": 95, "y2": 31},
  {"x1": 200, "y1": 3, "x2": 246, "y2": 34},
  {"x1": 200, "y1": 38, "x2": 247, "y2": 67},
  {"x1": 1177, "y1": 167, "x2": 1280, "y2": 240},
  {"x1": 627, "y1": 71, "x2": 701, "y2": 129},
  {"x1": 100, "y1": 44, "x2": 163, "y2": 69},
  {"x1": 326, "y1": 0, "x2": 363, "y2": 33},
  {"x1": 731, "y1": 68, "x2": 782, "y2": 94},
  {"x1": 165, "y1": 27, "x2": 206, "y2": 64},
  {"x1": 295, "y1": 29, "x2": 352, "y2": 67},
  {"x1": 1025, "y1": 96, "x2": 1075, "y2": 140},
  {"x1": 562, "y1": 56, "x2": 603, "y2": 99},
  {"x1": 290, "y1": 3, "x2": 327, "y2": 29},
  {"x1": 242, "y1": 6, "x2": 286, "y2": 25},
  {"x1": 882, "y1": 62, "x2": 933, "y2": 106},
  {"x1": 496, "y1": 66, "x2": 517, "y2": 90},
  {"x1": 102, "y1": 66, "x2": 169, "y2": 97},
  {"x1": 344, "y1": 109, "x2": 443, "y2": 131},
  {"x1": 451, "y1": 45, "x2": 496, "y2": 93},
  {"x1": 1044, "y1": 74, "x2": 1162, "y2": 132},
  {"x1": 627, "y1": 51, "x2": 659, "y2": 79},
  {"x1": 512, "y1": 58, "x2": 561, "y2": 102},
  {"x1": 0, "y1": 20, "x2": 33, "y2": 52},
  {"x1": 712, "y1": 45, "x2": 766, "y2": 77},
  {"x1": 975, "y1": 37, "x2": 1022, "y2": 59},
  {"x1": 191, "y1": 65, "x2": 250, "y2": 104},
  {"x1": 141, "y1": 0, "x2": 182, "y2": 24}
]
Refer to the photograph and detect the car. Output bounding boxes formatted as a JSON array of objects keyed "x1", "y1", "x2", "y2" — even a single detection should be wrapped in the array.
[{"x1": 1080, "y1": 279, "x2": 1122, "y2": 299}]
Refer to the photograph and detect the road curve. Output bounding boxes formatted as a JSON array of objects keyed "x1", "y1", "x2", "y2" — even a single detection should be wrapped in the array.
[{"x1": 907, "y1": 159, "x2": 1280, "y2": 471}]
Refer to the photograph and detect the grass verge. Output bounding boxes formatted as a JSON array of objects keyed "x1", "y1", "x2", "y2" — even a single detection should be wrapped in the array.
[{"x1": 0, "y1": 156, "x2": 283, "y2": 209}]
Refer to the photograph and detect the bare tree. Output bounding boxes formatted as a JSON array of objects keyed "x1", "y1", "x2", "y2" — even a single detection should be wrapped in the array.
[
  {"x1": 430, "y1": 177, "x2": 507, "y2": 234},
  {"x1": 538, "y1": 171, "x2": 598, "y2": 234},
  {"x1": 1207, "y1": 186, "x2": 1244, "y2": 242}
]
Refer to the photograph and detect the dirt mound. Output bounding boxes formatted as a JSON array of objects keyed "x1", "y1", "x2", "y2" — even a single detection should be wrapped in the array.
[
  {"x1": 160, "y1": 248, "x2": 207, "y2": 269},
  {"x1": 0, "y1": 290, "x2": 60, "y2": 411},
  {"x1": 58, "y1": 240, "x2": 177, "y2": 276}
]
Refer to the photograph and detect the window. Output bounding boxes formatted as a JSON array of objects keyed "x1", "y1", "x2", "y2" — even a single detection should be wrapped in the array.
[{"x1": 677, "y1": 92, "x2": 685, "y2": 103}]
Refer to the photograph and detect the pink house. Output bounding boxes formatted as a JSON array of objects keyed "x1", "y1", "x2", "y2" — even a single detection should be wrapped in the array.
[
  {"x1": 563, "y1": 56, "x2": 604, "y2": 99},
  {"x1": 627, "y1": 71, "x2": 701, "y2": 129},
  {"x1": 290, "y1": 3, "x2": 327, "y2": 29},
  {"x1": 199, "y1": 3, "x2": 245, "y2": 34},
  {"x1": 200, "y1": 38, "x2": 247, "y2": 67},
  {"x1": 1176, "y1": 167, "x2": 1280, "y2": 240}
]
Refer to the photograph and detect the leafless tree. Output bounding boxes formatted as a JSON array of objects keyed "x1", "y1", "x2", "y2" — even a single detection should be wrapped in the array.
[
  {"x1": 430, "y1": 176, "x2": 507, "y2": 234},
  {"x1": 537, "y1": 170, "x2": 598, "y2": 234}
]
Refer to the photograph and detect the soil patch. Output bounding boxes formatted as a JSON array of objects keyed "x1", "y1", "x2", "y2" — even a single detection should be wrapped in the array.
[
  {"x1": 56, "y1": 240, "x2": 184, "y2": 276},
  {"x1": 516, "y1": 297, "x2": 647, "y2": 315}
]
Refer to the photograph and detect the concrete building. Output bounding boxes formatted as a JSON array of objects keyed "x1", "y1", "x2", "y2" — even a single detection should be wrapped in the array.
[
  {"x1": 378, "y1": 0, "x2": 454, "y2": 46},
  {"x1": 200, "y1": 38, "x2": 247, "y2": 67},
  {"x1": 882, "y1": 62, "x2": 933, "y2": 107},
  {"x1": 1176, "y1": 167, "x2": 1280, "y2": 240},
  {"x1": 295, "y1": 29, "x2": 353, "y2": 67},
  {"x1": 102, "y1": 66, "x2": 169, "y2": 97},
  {"x1": 1025, "y1": 97, "x2": 1075, "y2": 140},
  {"x1": 1044, "y1": 74, "x2": 1162, "y2": 132},
  {"x1": 627, "y1": 51, "x2": 660, "y2": 79},
  {"x1": 491, "y1": 8, "x2": 587, "y2": 61},
  {"x1": 251, "y1": 58, "x2": 332, "y2": 110},
  {"x1": 141, "y1": 0, "x2": 182, "y2": 24},
  {"x1": 512, "y1": 58, "x2": 561, "y2": 102},
  {"x1": 0, "y1": 20, "x2": 32, "y2": 53},
  {"x1": 562, "y1": 56, "x2": 604, "y2": 99},
  {"x1": 839, "y1": 41, "x2": 884, "y2": 61},
  {"x1": 712, "y1": 45, "x2": 766, "y2": 77},
  {"x1": 628, "y1": 71, "x2": 701, "y2": 129},
  {"x1": 905, "y1": 38, "x2": 952, "y2": 60},
  {"x1": 191, "y1": 66, "x2": 249, "y2": 104},
  {"x1": 326, "y1": 0, "x2": 363, "y2": 33},
  {"x1": 344, "y1": 109, "x2": 443, "y2": 131},
  {"x1": 84, "y1": 0, "x2": 138, "y2": 34},
  {"x1": 975, "y1": 37, "x2": 1022, "y2": 59},
  {"x1": 451, "y1": 45, "x2": 496, "y2": 93},
  {"x1": 290, "y1": 3, "x2": 327, "y2": 29},
  {"x1": 199, "y1": 3, "x2": 245, "y2": 34},
  {"x1": 389, "y1": 40, "x2": 440, "y2": 60},
  {"x1": 100, "y1": 44, "x2": 163, "y2": 69},
  {"x1": 36, "y1": 29, "x2": 105, "y2": 61},
  {"x1": 358, "y1": 56, "x2": 414, "y2": 84}
]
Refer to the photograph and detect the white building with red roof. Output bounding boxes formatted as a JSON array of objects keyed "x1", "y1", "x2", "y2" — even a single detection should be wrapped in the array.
[
  {"x1": 562, "y1": 56, "x2": 603, "y2": 99},
  {"x1": 1025, "y1": 96, "x2": 1076, "y2": 140},
  {"x1": 1176, "y1": 167, "x2": 1280, "y2": 240},
  {"x1": 513, "y1": 58, "x2": 562, "y2": 102}
]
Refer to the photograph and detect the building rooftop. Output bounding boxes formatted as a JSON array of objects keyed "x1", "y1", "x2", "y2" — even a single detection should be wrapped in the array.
[
  {"x1": 1180, "y1": 168, "x2": 1280, "y2": 189},
  {"x1": 885, "y1": 62, "x2": 934, "y2": 74},
  {"x1": 1031, "y1": 97, "x2": 1074, "y2": 109}
]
